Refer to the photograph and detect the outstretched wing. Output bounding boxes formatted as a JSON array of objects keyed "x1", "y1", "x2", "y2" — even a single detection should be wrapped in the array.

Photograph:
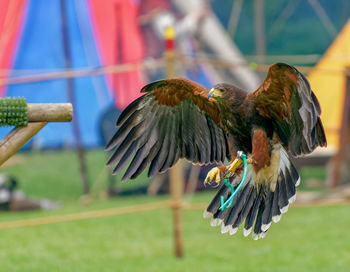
[
  {"x1": 251, "y1": 63, "x2": 327, "y2": 156},
  {"x1": 106, "y1": 78, "x2": 232, "y2": 180}
]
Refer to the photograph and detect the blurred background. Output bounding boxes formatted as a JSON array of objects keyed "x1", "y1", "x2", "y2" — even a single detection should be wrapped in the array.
[{"x1": 0, "y1": 0, "x2": 349, "y2": 271}]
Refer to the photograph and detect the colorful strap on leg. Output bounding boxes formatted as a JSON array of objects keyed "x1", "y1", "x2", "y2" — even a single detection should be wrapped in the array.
[{"x1": 219, "y1": 153, "x2": 248, "y2": 211}]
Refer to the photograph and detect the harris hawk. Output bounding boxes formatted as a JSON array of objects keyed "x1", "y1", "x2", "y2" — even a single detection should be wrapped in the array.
[{"x1": 105, "y1": 63, "x2": 327, "y2": 239}]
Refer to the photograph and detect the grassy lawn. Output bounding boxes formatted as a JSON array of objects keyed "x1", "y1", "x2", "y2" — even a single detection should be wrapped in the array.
[
  {"x1": 2, "y1": 149, "x2": 152, "y2": 201},
  {"x1": 0, "y1": 150, "x2": 349, "y2": 271}
]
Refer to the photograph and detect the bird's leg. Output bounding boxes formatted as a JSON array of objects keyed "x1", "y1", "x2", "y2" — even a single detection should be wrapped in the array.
[
  {"x1": 204, "y1": 152, "x2": 252, "y2": 187},
  {"x1": 225, "y1": 151, "x2": 252, "y2": 176},
  {"x1": 204, "y1": 165, "x2": 226, "y2": 187},
  {"x1": 204, "y1": 160, "x2": 242, "y2": 187},
  {"x1": 225, "y1": 157, "x2": 243, "y2": 176}
]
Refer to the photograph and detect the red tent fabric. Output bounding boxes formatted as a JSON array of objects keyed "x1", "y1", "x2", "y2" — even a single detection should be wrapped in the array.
[
  {"x1": 88, "y1": 0, "x2": 145, "y2": 109},
  {"x1": 0, "y1": 0, "x2": 27, "y2": 96}
]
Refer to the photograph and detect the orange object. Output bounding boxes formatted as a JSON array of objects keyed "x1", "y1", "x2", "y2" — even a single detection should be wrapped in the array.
[
  {"x1": 164, "y1": 25, "x2": 175, "y2": 50},
  {"x1": 308, "y1": 19, "x2": 350, "y2": 150}
]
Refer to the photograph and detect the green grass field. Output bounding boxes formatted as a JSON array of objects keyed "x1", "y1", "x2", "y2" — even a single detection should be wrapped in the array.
[{"x1": 0, "y1": 150, "x2": 349, "y2": 271}]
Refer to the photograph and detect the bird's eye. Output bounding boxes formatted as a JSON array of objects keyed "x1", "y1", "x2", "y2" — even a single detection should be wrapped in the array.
[{"x1": 219, "y1": 88, "x2": 225, "y2": 93}]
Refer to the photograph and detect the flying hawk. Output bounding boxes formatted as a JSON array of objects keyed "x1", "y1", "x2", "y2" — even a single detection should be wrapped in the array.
[{"x1": 105, "y1": 63, "x2": 327, "y2": 239}]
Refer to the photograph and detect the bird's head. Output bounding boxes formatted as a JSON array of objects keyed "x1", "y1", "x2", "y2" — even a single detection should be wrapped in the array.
[
  {"x1": 208, "y1": 83, "x2": 247, "y2": 104},
  {"x1": 208, "y1": 86, "x2": 225, "y2": 99}
]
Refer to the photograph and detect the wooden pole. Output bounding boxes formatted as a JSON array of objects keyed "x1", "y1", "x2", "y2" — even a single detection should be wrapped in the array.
[
  {"x1": 27, "y1": 103, "x2": 73, "y2": 122},
  {"x1": 307, "y1": 0, "x2": 337, "y2": 38},
  {"x1": 2, "y1": 60, "x2": 166, "y2": 86},
  {"x1": 60, "y1": 0, "x2": 90, "y2": 195},
  {"x1": 169, "y1": 162, "x2": 184, "y2": 258},
  {"x1": 0, "y1": 103, "x2": 73, "y2": 168},
  {"x1": 254, "y1": 0, "x2": 266, "y2": 63},
  {"x1": 332, "y1": 69, "x2": 350, "y2": 187},
  {"x1": 164, "y1": 25, "x2": 184, "y2": 258},
  {"x1": 228, "y1": 0, "x2": 244, "y2": 39},
  {"x1": 0, "y1": 122, "x2": 47, "y2": 167}
]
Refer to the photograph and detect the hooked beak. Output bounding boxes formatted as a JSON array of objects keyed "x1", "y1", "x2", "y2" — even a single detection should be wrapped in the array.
[{"x1": 208, "y1": 88, "x2": 222, "y2": 99}]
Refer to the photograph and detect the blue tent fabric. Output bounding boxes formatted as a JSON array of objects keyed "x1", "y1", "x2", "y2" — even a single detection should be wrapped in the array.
[
  {"x1": 0, "y1": 0, "x2": 215, "y2": 149},
  {"x1": 1, "y1": 0, "x2": 111, "y2": 148}
]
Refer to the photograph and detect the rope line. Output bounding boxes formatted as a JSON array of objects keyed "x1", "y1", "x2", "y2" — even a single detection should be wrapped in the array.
[
  {"x1": 0, "y1": 201, "x2": 172, "y2": 230},
  {"x1": 0, "y1": 56, "x2": 349, "y2": 86},
  {"x1": 0, "y1": 199, "x2": 349, "y2": 231}
]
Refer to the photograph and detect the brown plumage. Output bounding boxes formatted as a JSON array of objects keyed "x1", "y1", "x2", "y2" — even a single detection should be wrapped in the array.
[
  {"x1": 106, "y1": 63, "x2": 327, "y2": 239},
  {"x1": 251, "y1": 129, "x2": 270, "y2": 172}
]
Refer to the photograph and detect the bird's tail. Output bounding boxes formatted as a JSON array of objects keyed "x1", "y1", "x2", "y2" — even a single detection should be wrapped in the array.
[{"x1": 204, "y1": 147, "x2": 299, "y2": 239}]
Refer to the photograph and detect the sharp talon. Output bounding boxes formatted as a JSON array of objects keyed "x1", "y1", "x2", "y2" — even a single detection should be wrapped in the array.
[
  {"x1": 226, "y1": 157, "x2": 244, "y2": 176},
  {"x1": 204, "y1": 167, "x2": 223, "y2": 188},
  {"x1": 208, "y1": 180, "x2": 220, "y2": 188},
  {"x1": 204, "y1": 180, "x2": 208, "y2": 187}
]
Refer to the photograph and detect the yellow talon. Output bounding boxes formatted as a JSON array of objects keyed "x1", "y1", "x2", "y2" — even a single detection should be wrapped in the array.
[
  {"x1": 226, "y1": 158, "x2": 252, "y2": 176},
  {"x1": 204, "y1": 152, "x2": 253, "y2": 186},
  {"x1": 204, "y1": 167, "x2": 222, "y2": 185},
  {"x1": 226, "y1": 158, "x2": 243, "y2": 176}
]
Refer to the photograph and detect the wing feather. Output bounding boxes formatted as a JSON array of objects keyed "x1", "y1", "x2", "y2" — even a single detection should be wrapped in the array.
[
  {"x1": 130, "y1": 113, "x2": 169, "y2": 179},
  {"x1": 106, "y1": 78, "x2": 232, "y2": 179},
  {"x1": 244, "y1": 186, "x2": 263, "y2": 233},
  {"x1": 122, "y1": 126, "x2": 159, "y2": 180},
  {"x1": 159, "y1": 113, "x2": 178, "y2": 172},
  {"x1": 251, "y1": 63, "x2": 327, "y2": 156},
  {"x1": 112, "y1": 140, "x2": 139, "y2": 174},
  {"x1": 148, "y1": 113, "x2": 174, "y2": 176}
]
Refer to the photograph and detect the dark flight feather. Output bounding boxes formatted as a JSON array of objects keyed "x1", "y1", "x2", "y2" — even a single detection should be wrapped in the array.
[
  {"x1": 232, "y1": 186, "x2": 256, "y2": 229},
  {"x1": 271, "y1": 181, "x2": 281, "y2": 221},
  {"x1": 106, "y1": 78, "x2": 232, "y2": 179},
  {"x1": 253, "y1": 201, "x2": 265, "y2": 238},
  {"x1": 261, "y1": 191, "x2": 273, "y2": 232},
  {"x1": 244, "y1": 186, "x2": 263, "y2": 233},
  {"x1": 251, "y1": 63, "x2": 327, "y2": 156},
  {"x1": 223, "y1": 181, "x2": 253, "y2": 227}
]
